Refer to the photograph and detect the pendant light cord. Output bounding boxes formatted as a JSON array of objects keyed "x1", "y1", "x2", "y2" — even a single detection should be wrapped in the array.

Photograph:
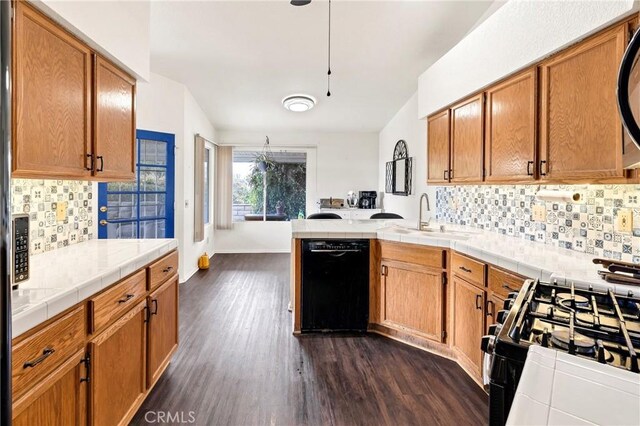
[{"x1": 327, "y1": 0, "x2": 332, "y2": 97}]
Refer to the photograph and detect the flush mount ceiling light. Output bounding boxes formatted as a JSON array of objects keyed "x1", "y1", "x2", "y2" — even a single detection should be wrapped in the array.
[{"x1": 282, "y1": 94, "x2": 316, "y2": 112}]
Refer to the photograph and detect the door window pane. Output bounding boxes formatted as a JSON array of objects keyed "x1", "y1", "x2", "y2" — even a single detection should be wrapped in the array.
[
  {"x1": 140, "y1": 167, "x2": 167, "y2": 192},
  {"x1": 140, "y1": 194, "x2": 166, "y2": 218},
  {"x1": 107, "y1": 194, "x2": 137, "y2": 219},
  {"x1": 140, "y1": 139, "x2": 167, "y2": 166},
  {"x1": 107, "y1": 222, "x2": 138, "y2": 238},
  {"x1": 140, "y1": 219, "x2": 166, "y2": 239}
]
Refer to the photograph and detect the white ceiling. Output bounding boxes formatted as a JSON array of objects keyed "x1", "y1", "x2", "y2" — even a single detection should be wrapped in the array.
[{"x1": 150, "y1": 1, "x2": 495, "y2": 133}]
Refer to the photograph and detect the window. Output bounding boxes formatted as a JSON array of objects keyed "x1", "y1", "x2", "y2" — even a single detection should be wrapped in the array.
[
  {"x1": 232, "y1": 149, "x2": 307, "y2": 222},
  {"x1": 204, "y1": 147, "x2": 211, "y2": 224}
]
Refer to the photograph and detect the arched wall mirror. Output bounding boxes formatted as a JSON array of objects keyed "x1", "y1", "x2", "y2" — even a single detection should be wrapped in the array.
[{"x1": 385, "y1": 140, "x2": 412, "y2": 196}]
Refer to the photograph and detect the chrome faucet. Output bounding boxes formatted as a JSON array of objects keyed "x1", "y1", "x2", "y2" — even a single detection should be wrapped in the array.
[{"x1": 418, "y1": 193, "x2": 431, "y2": 230}]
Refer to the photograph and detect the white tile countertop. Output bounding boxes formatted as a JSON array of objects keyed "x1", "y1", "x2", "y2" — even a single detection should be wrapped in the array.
[
  {"x1": 291, "y1": 219, "x2": 637, "y2": 296},
  {"x1": 506, "y1": 346, "x2": 640, "y2": 426},
  {"x1": 12, "y1": 238, "x2": 177, "y2": 338}
]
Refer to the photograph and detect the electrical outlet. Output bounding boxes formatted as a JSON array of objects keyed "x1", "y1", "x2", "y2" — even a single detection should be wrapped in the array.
[
  {"x1": 616, "y1": 208, "x2": 633, "y2": 233},
  {"x1": 56, "y1": 201, "x2": 68, "y2": 222},
  {"x1": 532, "y1": 204, "x2": 546, "y2": 222}
]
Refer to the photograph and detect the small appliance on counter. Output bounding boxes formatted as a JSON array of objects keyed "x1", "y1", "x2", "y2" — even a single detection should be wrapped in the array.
[
  {"x1": 12, "y1": 214, "x2": 29, "y2": 289},
  {"x1": 358, "y1": 191, "x2": 377, "y2": 209},
  {"x1": 346, "y1": 191, "x2": 358, "y2": 208},
  {"x1": 482, "y1": 279, "x2": 640, "y2": 426},
  {"x1": 318, "y1": 197, "x2": 344, "y2": 209}
]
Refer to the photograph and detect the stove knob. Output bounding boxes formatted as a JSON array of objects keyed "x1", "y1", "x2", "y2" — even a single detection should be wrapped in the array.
[
  {"x1": 488, "y1": 323, "x2": 502, "y2": 335},
  {"x1": 496, "y1": 310, "x2": 509, "y2": 324},
  {"x1": 502, "y1": 299, "x2": 514, "y2": 310},
  {"x1": 507, "y1": 292, "x2": 519, "y2": 300},
  {"x1": 481, "y1": 335, "x2": 496, "y2": 354}
]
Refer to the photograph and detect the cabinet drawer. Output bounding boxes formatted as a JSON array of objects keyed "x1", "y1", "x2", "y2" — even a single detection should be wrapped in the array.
[
  {"x1": 379, "y1": 241, "x2": 445, "y2": 269},
  {"x1": 451, "y1": 252, "x2": 486, "y2": 288},
  {"x1": 90, "y1": 269, "x2": 146, "y2": 333},
  {"x1": 12, "y1": 305, "x2": 85, "y2": 400},
  {"x1": 488, "y1": 266, "x2": 525, "y2": 299},
  {"x1": 148, "y1": 251, "x2": 178, "y2": 291}
]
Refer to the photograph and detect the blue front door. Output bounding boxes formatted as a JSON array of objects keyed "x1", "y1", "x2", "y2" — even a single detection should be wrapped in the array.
[{"x1": 98, "y1": 130, "x2": 175, "y2": 239}]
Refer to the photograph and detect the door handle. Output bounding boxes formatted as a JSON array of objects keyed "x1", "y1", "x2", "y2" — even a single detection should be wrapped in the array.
[
  {"x1": 151, "y1": 299, "x2": 158, "y2": 315},
  {"x1": 99, "y1": 220, "x2": 107, "y2": 226},
  {"x1": 99, "y1": 206, "x2": 107, "y2": 213},
  {"x1": 486, "y1": 300, "x2": 495, "y2": 317},
  {"x1": 475, "y1": 294, "x2": 483, "y2": 310}
]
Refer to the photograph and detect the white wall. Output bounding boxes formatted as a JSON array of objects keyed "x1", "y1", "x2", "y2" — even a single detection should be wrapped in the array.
[
  {"x1": 35, "y1": 0, "x2": 151, "y2": 80},
  {"x1": 418, "y1": 0, "x2": 636, "y2": 117},
  {"x1": 378, "y1": 92, "x2": 435, "y2": 222},
  {"x1": 214, "y1": 131, "x2": 379, "y2": 253},
  {"x1": 136, "y1": 72, "x2": 216, "y2": 281}
]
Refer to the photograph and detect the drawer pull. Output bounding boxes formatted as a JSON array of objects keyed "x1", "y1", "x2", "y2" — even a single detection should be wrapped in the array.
[
  {"x1": 502, "y1": 284, "x2": 518, "y2": 293},
  {"x1": 459, "y1": 266, "x2": 472, "y2": 273},
  {"x1": 162, "y1": 266, "x2": 174, "y2": 273},
  {"x1": 151, "y1": 299, "x2": 159, "y2": 316},
  {"x1": 23, "y1": 347, "x2": 55, "y2": 369},
  {"x1": 118, "y1": 293, "x2": 135, "y2": 304},
  {"x1": 475, "y1": 294, "x2": 482, "y2": 310}
]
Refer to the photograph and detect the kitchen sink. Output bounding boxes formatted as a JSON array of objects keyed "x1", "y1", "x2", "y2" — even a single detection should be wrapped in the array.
[{"x1": 379, "y1": 224, "x2": 477, "y2": 240}]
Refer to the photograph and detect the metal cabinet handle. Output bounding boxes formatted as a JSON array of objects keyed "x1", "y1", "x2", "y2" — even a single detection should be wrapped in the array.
[
  {"x1": 449, "y1": 169, "x2": 453, "y2": 180},
  {"x1": 143, "y1": 305, "x2": 150, "y2": 323},
  {"x1": 381, "y1": 265, "x2": 388, "y2": 276},
  {"x1": 86, "y1": 154, "x2": 94, "y2": 171},
  {"x1": 527, "y1": 160, "x2": 534, "y2": 176},
  {"x1": 118, "y1": 293, "x2": 134, "y2": 304},
  {"x1": 502, "y1": 283, "x2": 518, "y2": 293},
  {"x1": 80, "y1": 353, "x2": 91, "y2": 383},
  {"x1": 443, "y1": 169, "x2": 449, "y2": 181},
  {"x1": 23, "y1": 347, "x2": 55, "y2": 369},
  {"x1": 151, "y1": 299, "x2": 159, "y2": 316},
  {"x1": 475, "y1": 294, "x2": 483, "y2": 310},
  {"x1": 97, "y1": 155, "x2": 104, "y2": 172},
  {"x1": 162, "y1": 266, "x2": 174, "y2": 273},
  {"x1": 539, "y1": 160, "x2": 547, "y2": 176},
  {"x1": 459, "y1": 266, "x2": 472, "y2": 273},
  {"x1": 486, "y1": 300, "x2": 495, "y2": 317}
]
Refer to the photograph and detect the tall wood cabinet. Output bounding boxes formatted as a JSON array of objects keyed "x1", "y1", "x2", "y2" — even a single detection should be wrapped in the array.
[
  {"x1": 427, "y1": 109, "x2": 451, "y2": 183},
  {"x1": 450, "y1": 93, "x2": 484, "y2": 182},
  {"x1": 539, "y1": 23, "x2": 627, "y2": 181},
  {"x1": 12, "y1": 1, "x2": 136, "y2": 181},
  {"x1": 12, "y1": 1, "x2": 93, "y2": 178},
  {"x1": 147, "y1": 277, "x2": 179, "y2": 387},
  {"x1": 89, "y1": 301, "x2": 147, "y2": 426},
  {"x1": 484, "y1": 68, "x2": 537, "y2": 182}
]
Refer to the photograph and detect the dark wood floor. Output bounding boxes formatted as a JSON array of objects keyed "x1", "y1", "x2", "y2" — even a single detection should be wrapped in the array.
[{"x1": 131, "y1": 253, "x2": 488, "y2": 426}]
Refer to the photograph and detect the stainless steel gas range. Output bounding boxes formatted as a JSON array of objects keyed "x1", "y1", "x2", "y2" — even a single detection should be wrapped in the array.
[{"x1": 482, "y1": 279, "x2": 640, "y2": 426}]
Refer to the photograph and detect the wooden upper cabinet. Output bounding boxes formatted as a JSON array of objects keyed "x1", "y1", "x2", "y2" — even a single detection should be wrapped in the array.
[
  {"x1": 13, "y1": 1, "x2": 92, "y2": 178},
  {"x1": 427, "y1": 109, "x2": 451, "y2": 183},
  {"x1": 93, "y1": 55, "x2": 136, "y2": 180},
  {"x1": 484, "y1": 68, "x2": 537, "y2": 182},
  {"x1": 539, "y1": 23, "x2": 627, "y2": 181},
  {"x1": 450, "y1": 93, "x2": 484, "y2": 182}
]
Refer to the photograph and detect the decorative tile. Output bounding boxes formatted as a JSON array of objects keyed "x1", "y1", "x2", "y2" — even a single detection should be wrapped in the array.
[
  {"x1": 11, "y1": 179, "x2": 95, "y2": 255},
  {"x1": 435, "y1": 184, "x2": 640, "y2": 262}
]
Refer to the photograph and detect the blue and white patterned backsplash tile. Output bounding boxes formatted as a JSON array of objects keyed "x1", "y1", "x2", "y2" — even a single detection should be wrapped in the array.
[
  {"x1": 435, "y1": 184, "x2": 640, "y2": 263},
  {"x1": 11, "y1": 179, "x2": 95, "y2": 255}
]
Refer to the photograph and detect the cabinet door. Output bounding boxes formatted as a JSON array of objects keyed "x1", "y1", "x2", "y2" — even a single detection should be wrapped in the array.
[
  {"x1": 13, "y1": 1, "x2": 92, "y2": 178},
  {"x1": 539, "y1": 23, "x2": 626, "y2": 181},
  {"x1": 484, "y1": 68, "x2": 537, "y2": 182},
  {"x1": 451, "y1": 275, "x2": 484, "y2": 375},
  {"x1": 13, "y1": 350, "x2": 88, "y2": 426},
  {"x1": 147, "y1": 276, "x2": 179, "y2": 388},
  {"x1": 427, "y1": 109, "x2": 450, "y2": 183},
  {"x1": 485, "y1": 293, "x2": 505, "y2": 335},
  {"x1": 380, "y1": 261, "x2": 445, "y2": 342},
  {"x1": 450, "y1": 93, "x2": 484, "y2": 182},
  {"x1": 90, "y1": 301, "x2": 146, "y2": 426},
  {"x1": 93, "y1": 55, "x2": 136, "y2": 180}
]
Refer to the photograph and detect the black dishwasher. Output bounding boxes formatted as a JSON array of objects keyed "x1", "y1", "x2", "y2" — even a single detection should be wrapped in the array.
[{"x1": 301, "y1": 239, "x2": 369, "y2": 332}]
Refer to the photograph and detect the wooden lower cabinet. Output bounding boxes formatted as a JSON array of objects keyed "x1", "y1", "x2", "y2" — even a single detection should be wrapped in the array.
[
  {"x1": 89, "y1": 301, "x2": 147, "y2": 426},
  {"x1": 147, "y1": 277, "x2": 179, "y2": 387},
  {"x1": 13, "y1": 350, "x2": 88, "y2": 426},
  {"x1": 380, "y1": 261, "x2": 445, "y2": 342},
  {"x1": 451, "y1": 275, "x2": 485, "y2": 376}
]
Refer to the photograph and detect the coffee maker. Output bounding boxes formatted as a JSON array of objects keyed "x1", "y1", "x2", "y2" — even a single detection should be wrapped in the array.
[{"x1": 358, "y1": 191, "x2": 377, "y2": 209}]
